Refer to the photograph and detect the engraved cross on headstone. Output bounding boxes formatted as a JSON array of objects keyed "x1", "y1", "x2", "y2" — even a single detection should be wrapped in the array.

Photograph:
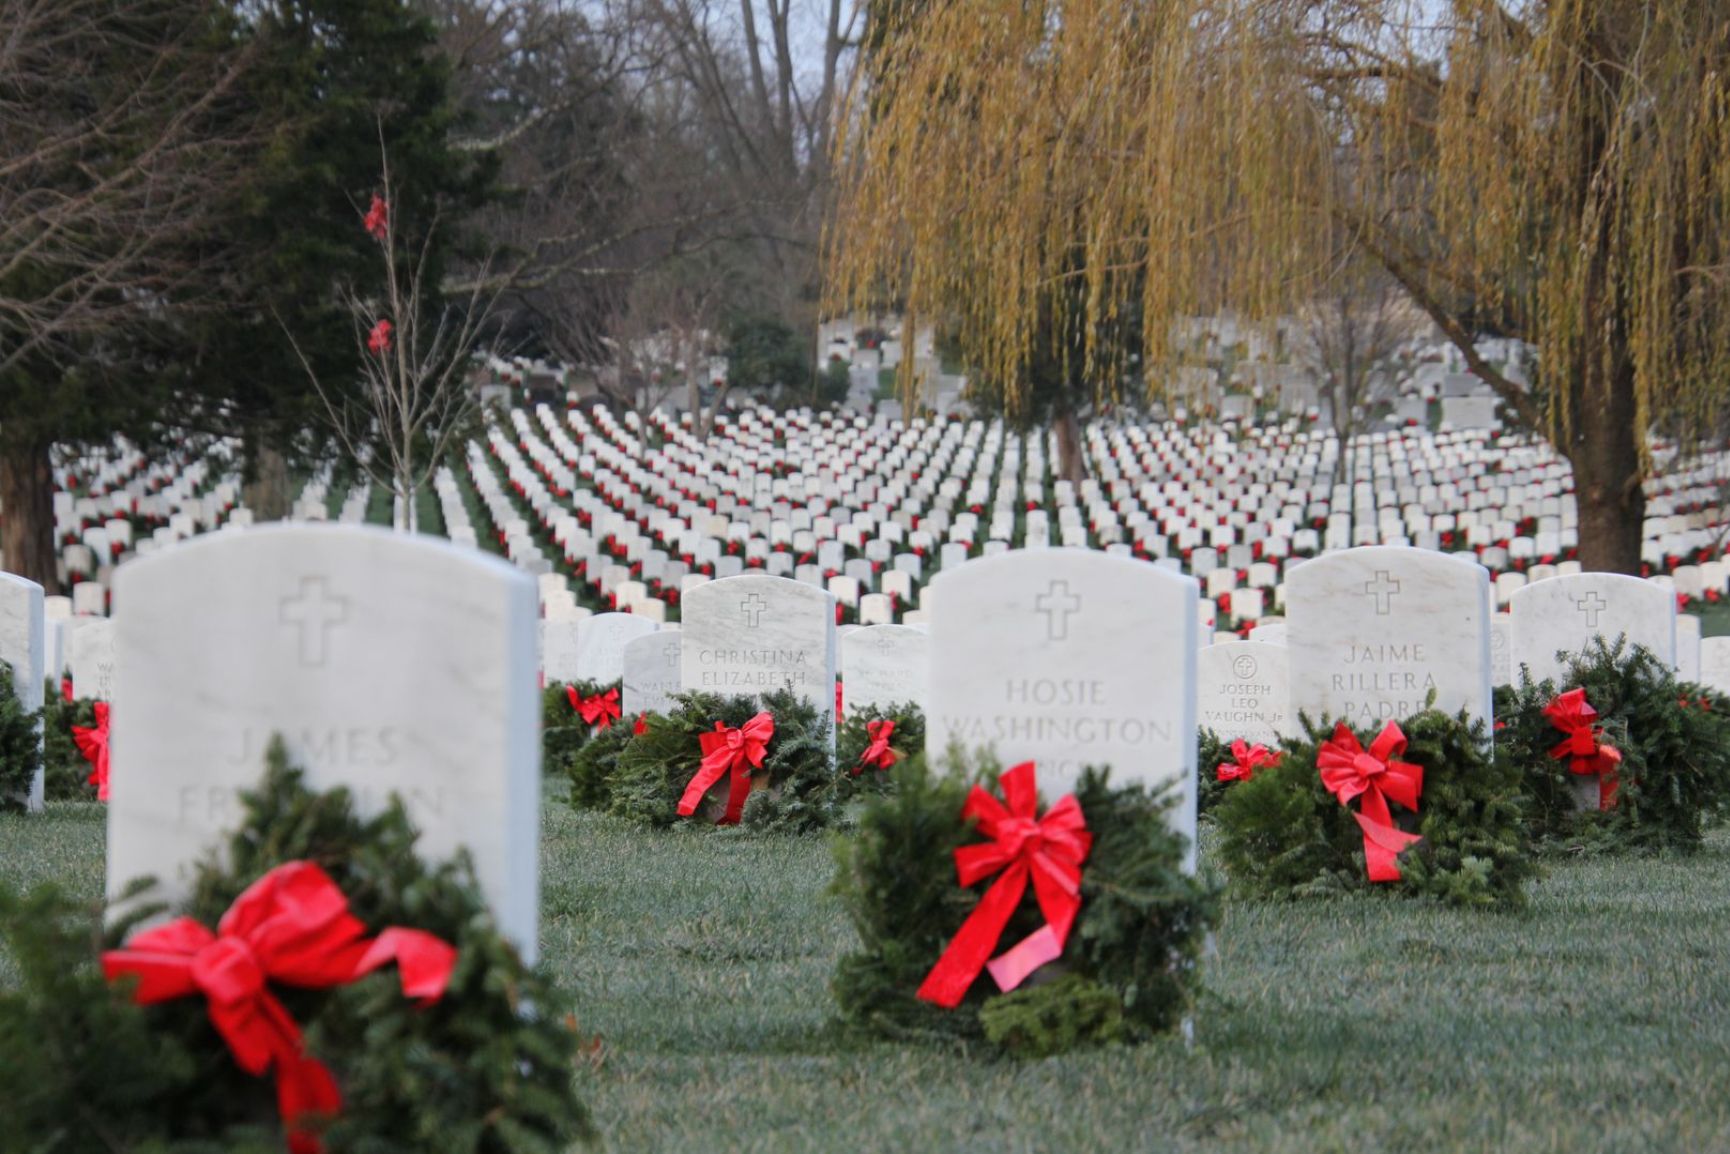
[
  {"x1": 1364, "y1": 571, "x2": 1402, "y2": 615},
  {"x1": 1577, "y1": 591, "x2": 1607, "y2": 628},
  {"x1": 280, "y1": 577, "x2": 349, "y2": 667},
  {"x1": 1035, "y1": 579, "x2": 1083, "y2": 641},
  {"x1": 740, "y1": 592, "x2": 768, "y2": 627}
]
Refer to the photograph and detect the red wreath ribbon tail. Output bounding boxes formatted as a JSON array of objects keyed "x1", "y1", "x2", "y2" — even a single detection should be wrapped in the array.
[
  {"x1": 1591, "y1": 745, "x2": 1622, "y2": 809},
  {"x1": 986, "y1": 855, "x2": 1084, "y2": 993},
  {"x1": 355, "y1": 928, "x2": 458, "y2": 1002},
  {"x1": 985, "y1": 922, "x2": 1067, "y2": 994},
  {"x1": 1355, "y1": 811, "x2": 1423, "y2": 883},
  {"x1": 677, "y1": 747, "x2": 734, "y2": 818},
  {"x1": 719, "y1": 759, "x2": 755, "y2": 825},
  {"x1": 277, "y1": 1051, "x2": 344, "y2": 1154},
  {"x1": 916, "y1": 860, "x2": 1030, "y2": 1009}
]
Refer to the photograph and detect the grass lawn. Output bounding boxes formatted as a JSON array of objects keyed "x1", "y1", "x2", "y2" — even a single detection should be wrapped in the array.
[{"x1": 8, "y1": 801, "x2": 1730, "y2": 1152}]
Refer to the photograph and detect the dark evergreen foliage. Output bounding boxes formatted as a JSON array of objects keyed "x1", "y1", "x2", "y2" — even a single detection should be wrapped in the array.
[
  {"x1": 541, "y1": 679, "x2": 619, "y2": 779},
  {"x1": 1493, "y1": 638, "x2": 1730, "y2": 854},
  {"x1": 835, "y1": 701, "x2": 924, "y2": 786},
  {"x1": 0, "y1": 663, "x2": 42, "y2": 808},
  {"x1": 1197, "y1": 727, "x2": 1232, "y2": 815},
  {"x1": 567, "y1": 712, "x2": 635, "y2": 811},
  {"x1": 831, "y1": 753, "x2": 1216, "y2": 1057},
  {"x1": 1213, "y1": 708, "x2": 1536, "y2": 908},
  {"x1": 0, "y1": 741, "x2": 595, "y2": 1152},
  {"x1": 42, "y1": 689, "x2": 98, "y2": 801}
]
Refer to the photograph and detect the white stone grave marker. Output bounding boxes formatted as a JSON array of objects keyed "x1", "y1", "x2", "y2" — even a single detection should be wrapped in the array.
[
  {"x1": 108, "y1": 526, "x2": 541, "y2": 958},
  {"x1": 840, "y1": 625, "x2": 929, "y2": 718},
  {"x1": 924, "y1": 549, "x2": 1199, "y2": 869},
  {"x1": 679, "y1": 574, "x2": 837, "y2": 723},
  {"x1": 1509, "y1": 573, "x2": 1675, "y2": 686},
  {"x1": 1196, "y1": 641, "x2": 1291, "y2": 748},
  {"x1": 1287, "y1": 546, "x2": 1492, "y2": 724}
]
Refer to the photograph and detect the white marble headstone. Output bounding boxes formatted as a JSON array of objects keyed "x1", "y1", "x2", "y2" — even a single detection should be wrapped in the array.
[
  {"x1": 1287, "y1": 546, "x2": 1492, "y2": 724},
  {"x1": 679, "y1": 574, "x2": 837, "y2": 723},
  {"x1": 108, "y1": 525, "x2": 541, "y2": 958},
  {"x1": 622, "y1": 632, "x2": 684, "y2": 716},
  {"x1": 540, "y1": 620, "x2": 581, "y2": 684},
  {"x1": 575, "y1": 612, "x2": 659, "y2": 684},
  {"x1": 1509, "y1": 573, "x2": 1675, "y2": 686},
  {"x1": 0, "y1": 573, "x2": 44, "y2": 811},
  {"x1": 1677, "y1": 614, "x2": 1701, "y2": 683},
  {"x1": 840, "y1": 625, "x2": 929, "y2": 718},
  {"x1": 1196, "y1": 641, "x2": 1291, "y2": 747},
  {"x1": 1490, "y1": 612, "x2": 1513, "y2": 688},
  {"x1": 1700, "y1": 636, "x2": 1730, "y2": 696},
  {"x1": 70, "y1": 618, "x2": 116, "y2": 701},
  {"x1": 924, "y1": 549, "x2": 1199, "y2": 869}
]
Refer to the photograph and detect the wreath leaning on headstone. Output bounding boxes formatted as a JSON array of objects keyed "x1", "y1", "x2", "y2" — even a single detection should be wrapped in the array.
[
  {"x1": 1212, "y1": 705, "x2": 1536, "y2": 908},
  {"x1": 541, "y1": 679, "x2": 623, "y2": 778},
  {"x1": 835, "y1": 701, "x2": 924, "y2": 788},
  {"x1": 831, "y1": 752, "x2": 1217, "y2": 1059},
  {"x1": 0, "y1": 662, "x2": 43, "y2": 809},
  {"x1": 1493, "y1": 638, "x2": 1730, "y2": 855},
  {"x1": 605, "y1": 688, "x2": 843, "y2": 831},
  {"x1": 42, "y1": 684, "x2": 99, "y2": 801},
  {"x1": 0, "y1": 739, "x2": 596, "y2": 1153}
]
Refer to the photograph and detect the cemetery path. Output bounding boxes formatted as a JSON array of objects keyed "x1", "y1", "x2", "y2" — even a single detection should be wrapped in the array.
[{"x1": 9, "y1": 804, "x2": 1730, "y2": 1151}]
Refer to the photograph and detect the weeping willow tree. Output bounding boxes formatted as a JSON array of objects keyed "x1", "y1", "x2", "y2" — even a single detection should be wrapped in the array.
[{"x1": 828, "y1": 0, "x2": 1730, "y2": 572}]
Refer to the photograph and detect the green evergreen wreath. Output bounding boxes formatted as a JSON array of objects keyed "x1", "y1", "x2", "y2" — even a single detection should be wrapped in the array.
[
  {"x1": 0, "y1": 740, "x2": 596, "y2": 1152},
  {"x1": 0, "y1": 662, "x2": 43, "y2": 809},
  {"x1": 42, "y1": 690, "x2": 98, "y2": 801},
  {"x1": 831, "y1": 752, "x2": 1217, "y2": 1058},
  {"x1": 567, "y1": 713, "x2": 637, "y2": 811},
  {"x1": 541, "y1": 680, "x2": 621, "y2": 778},
  {"x1": 1493, "y1": 638, "x2": 1730, "y2": 854},
  {"x1": 606, "y1": 689, "x2": 840, "y2": 831},
  {"x1": 1196, "y1": 728, "x2": 1231, "y2": 815},
  {"x1": 835, "y1": 702, "x2": 924, "y2": 785},
  {"x1": 1213, "y1": 707, "x2": 1535, "y2": 908}
]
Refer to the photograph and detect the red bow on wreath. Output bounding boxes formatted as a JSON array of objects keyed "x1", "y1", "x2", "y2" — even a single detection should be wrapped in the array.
[
  {"x1": 855, "y1": 719, "x2": 897, "y2": 775},
  {"x1": 917, "y1": 762, "x2": 1092, "y2": 1008},
  {"x1": 677, "y1": 711, "x2": 774, "y2": 824},
  {"x1": 566, "y1": 685, "x2": 621, "y2": 729},
  {"x1": 1217, "y1": 739, "x2": 1279, "y2": 783},
  {"x1": 1317, "y1": 721, "x2": 1424, "y2": 883},
  {"x1": 72, "y1": 701, "x2": 111, "y2": 802},
  {"x1": 101, "y1": 862, "x2": 456, "y2": 1154},
  {"x1": 1544, "y1": 687, "x2": 1621, "y2": 809}
]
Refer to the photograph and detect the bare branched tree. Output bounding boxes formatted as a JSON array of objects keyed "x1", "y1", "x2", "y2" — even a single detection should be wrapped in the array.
[
  {"x1": 1298, "y1": 268, "x2": 1427, "y2": 467},
  {"x1": 287, "y1": 141, "x2": 503, "y2": 533}
]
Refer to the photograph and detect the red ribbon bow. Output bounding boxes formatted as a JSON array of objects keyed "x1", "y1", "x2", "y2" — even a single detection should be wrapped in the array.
[
  {"x1": 1544, "y1": 688, "x2": 1621, "y2": 809},
  {"x1": 1317, "y1": 721, "x2": 1424, "y2": 883},
  {"x1": 1217, "y1": 739, "x2": 1279, "y2": 783},
  {"x1": 855, "y1": 719, "x2": 897, "y2": 775},
  {"x1": 678, "y1": 711, "x2": 775, "y2": 824},
  {"x1": 101, "y1": 862, "x2": 456, "y2": 1154},
  {"x1": 567, "y1": 685, "x2": 621, "y2": 729},
  {"x1": 916, "y1": 762, "x2": 1092, "y2": 1008},
  {"x1": 72, "y1": 700, "x2": 111, "y2": 802}
]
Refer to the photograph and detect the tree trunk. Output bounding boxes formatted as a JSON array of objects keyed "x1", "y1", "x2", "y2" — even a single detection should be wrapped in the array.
[
  {"x1": 0, "y1": 437, "x2": 59, "y2": 593},
  {"x1": 699, "y1": 381, "x2": 734, "y2": 439},
  {"x1": 1569, "y1": 359, "x2": 1644, "y2": 574},
  {"x1": 1054, "y1": 405, "x2": 1087, "y2": 485},
  {"x1": 244, "y1": 440, "x2": 292, "y2": 522}
]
